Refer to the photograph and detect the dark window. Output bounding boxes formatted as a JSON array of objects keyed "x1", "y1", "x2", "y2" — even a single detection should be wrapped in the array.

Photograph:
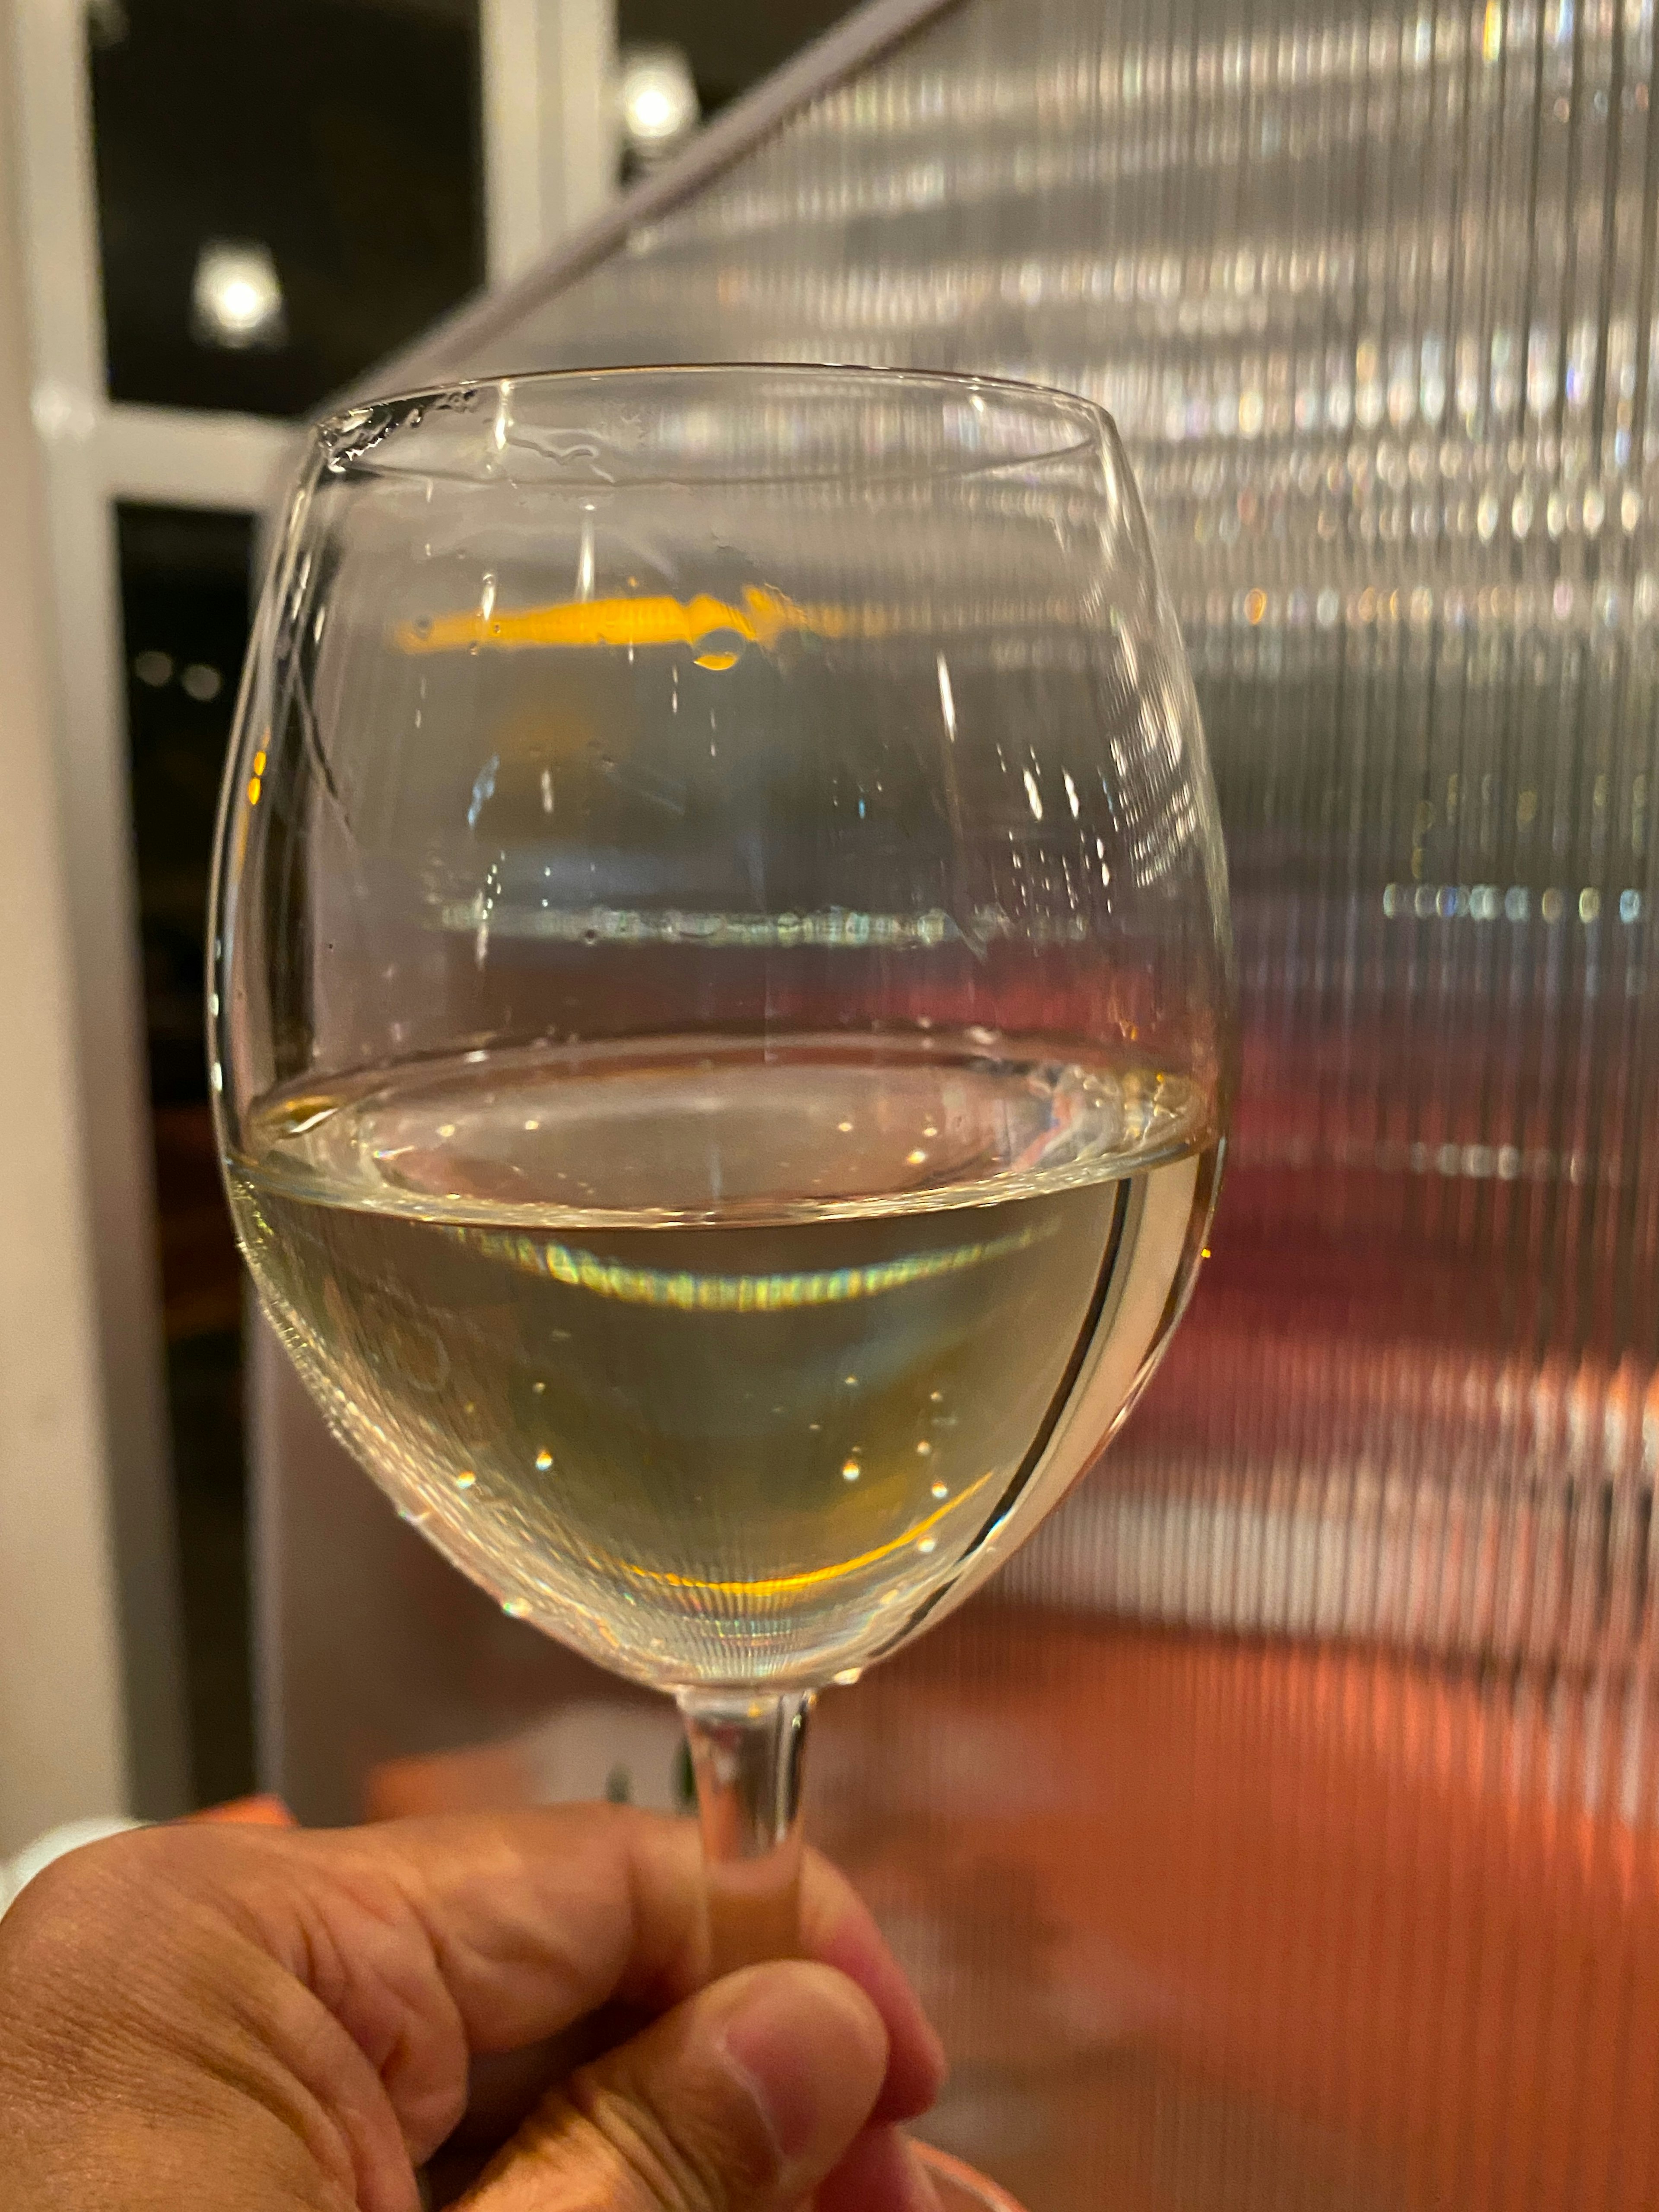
[
  {"x1": 91, "y1": 0, "x2": 484, "y2": 417},
  {"x1": 120, "y1": 502, "x2": 256, "y2": 1807}
]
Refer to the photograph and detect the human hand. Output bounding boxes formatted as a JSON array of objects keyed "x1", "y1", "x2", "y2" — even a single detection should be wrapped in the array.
[{"x1": 0, "y1": 1805, "x2": 946, "y2": 2212}]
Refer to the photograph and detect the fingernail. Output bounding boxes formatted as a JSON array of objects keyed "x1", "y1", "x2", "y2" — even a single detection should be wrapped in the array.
[
  {"x1": 716, "y1": 1964, "x2": 888, "y2": 2161},
  {"x1": 815, "y1": 2123, "x2": 947, "y2": 2212},
  {"x1": 914, "y1": 2018, "x2": 951, "y2": 2104},
  {"x1": 900, "y1": 2140, "x2": 946, "y2": 2212}
]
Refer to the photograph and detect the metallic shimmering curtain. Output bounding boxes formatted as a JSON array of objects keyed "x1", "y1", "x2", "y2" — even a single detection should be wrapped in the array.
[{"x1": 270, "y1": 1, "x2": 1659, "y2": 2204}]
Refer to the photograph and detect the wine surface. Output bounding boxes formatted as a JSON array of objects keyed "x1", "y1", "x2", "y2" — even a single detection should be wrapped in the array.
[{"x1": 229, "y1": 1033, "x2": 1216, "y2": 1686}]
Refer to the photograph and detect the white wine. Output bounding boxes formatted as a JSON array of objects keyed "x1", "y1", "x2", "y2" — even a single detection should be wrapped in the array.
[{"x1": 228, "y1": 1033, "x2": 1217, "y2": 1686}]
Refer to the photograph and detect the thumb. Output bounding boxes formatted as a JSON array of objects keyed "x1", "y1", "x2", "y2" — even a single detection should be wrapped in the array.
[{"x1": 461, "y1": 1961, "x2": 891, "y2": 2212}]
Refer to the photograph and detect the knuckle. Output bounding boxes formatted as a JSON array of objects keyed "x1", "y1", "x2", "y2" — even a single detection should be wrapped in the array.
[
  {"x1": 0, "y1": 1848, "x2": 124, "y2": 1987},
  {"x1": 2, "y1": 1829, "x2": 200, "y2": 1986},
  {"x1": 0, "y1": 1846, "x2": 147, "y2": 2114},
  {"x1": 6, "y1": 1826, "x2": 191, "y2": 1944},
  {"x1": 6, "y1": 1840, "x2": 112, "y2": 1927},
  {"x1": 0, "y1": 1827, "x2": 233, "y2": 2067}
]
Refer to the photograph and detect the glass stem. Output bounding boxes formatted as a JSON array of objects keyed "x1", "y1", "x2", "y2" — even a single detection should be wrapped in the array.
[{"x1": 677, "y1": 1688, "x2": 814, "y2": 1977}]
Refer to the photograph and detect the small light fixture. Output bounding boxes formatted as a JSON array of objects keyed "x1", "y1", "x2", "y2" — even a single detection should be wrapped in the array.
[
  {"x1": 86, "y1": 0, "x2": 128, "y2": 50},
  {"x1": 616, "y1": 45, "x2": 699, "y2": 168},
  {"x1": 191, "y1": 240, "x2": 286, "y2": 351}
]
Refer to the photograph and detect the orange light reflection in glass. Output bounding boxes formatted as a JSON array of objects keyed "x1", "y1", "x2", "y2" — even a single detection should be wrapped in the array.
[{"x1": 395, "y1": 585, "x2": 830, "y2": 659}]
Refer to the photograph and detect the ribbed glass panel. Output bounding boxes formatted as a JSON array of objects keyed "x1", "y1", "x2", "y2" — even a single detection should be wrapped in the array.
[
  {"x1": 430, "y1": 0, "x2": 1659, "y2": 1658},
  {"x1": 276, "y1": 2, "x2": 1659, "y2": 2202}
]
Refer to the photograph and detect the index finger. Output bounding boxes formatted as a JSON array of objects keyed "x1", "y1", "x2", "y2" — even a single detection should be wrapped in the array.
[{"x1": 307, "y1": 1805, "x2": 946, "y2": 2125}]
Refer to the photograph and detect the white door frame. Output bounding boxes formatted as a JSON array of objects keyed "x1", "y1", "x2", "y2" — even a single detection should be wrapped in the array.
[
  {"x1": 484, "y1": 0, "x2": 617, "y2": 286},
  {"x1": 0, "y1": 0, "x2": 610, "y2": 1843}
]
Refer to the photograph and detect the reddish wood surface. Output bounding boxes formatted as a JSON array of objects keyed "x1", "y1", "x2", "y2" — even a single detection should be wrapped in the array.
[{"x1": 363, "y1": 1605, "x2": 1659, "y2": 2212}]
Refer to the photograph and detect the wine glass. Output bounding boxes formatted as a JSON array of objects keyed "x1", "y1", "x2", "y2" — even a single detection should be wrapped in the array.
[{"x1": 210, "y1": 363, "x2": 1232, "y2": 1974}]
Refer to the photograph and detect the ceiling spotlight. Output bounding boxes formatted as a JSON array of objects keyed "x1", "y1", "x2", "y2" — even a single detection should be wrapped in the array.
[
  {"x1": 617, "y1": 45, "x2": 699, "y2": 167},
  {"x1": 191, "y1": 240, "x2": 286, "y2": 351},
  {"x1": 86, "y1": 0, "x2": 128, "y2": 49},
  {"x1": 181, "y1": 663, "x2": 223, "y2": 702}
]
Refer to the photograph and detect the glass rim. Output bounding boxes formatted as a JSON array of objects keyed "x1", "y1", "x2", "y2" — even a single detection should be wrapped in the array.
[{"x1": 314, "y1": 360, "x2": 1120, "y2": 486}]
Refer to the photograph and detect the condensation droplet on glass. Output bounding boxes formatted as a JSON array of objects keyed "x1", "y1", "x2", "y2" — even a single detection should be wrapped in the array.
[
  {"x1": 535, "y1": 1449, "x2": 553, "y2": 1471},
  {"x1": 917, "y1": 1537, "x2": 938, "y2": 1555},
  {"x1": 837, "y1": 1119, "x2": 854, "y2": 1133},
  {"x1": 454, "y1": 1470, "x2": 477, "y2": 1490},
  {"x1": 842, "y1": 1457, "x2": 861, "y2": 1481},
  {"x1": 532, "y1": 1380, "x2": 546, "y2": 1394},
  {"x1": 916, "y1": 1440, "x2": 933, "y2": 1456},
  {"x1": 833, "y1": 1667, "x2": 863, "y2": 1686},
  {"x1": 931, "y1": 1481, "x2": 949, "y2": 1500},
  {"x1": 907, "y1": 1148, "x2": 928, "y2": 1165},
  {"x1": 844, "y1": 1374, "x2": 858, "y2": 1388},
  {"x1": 502, "y1": 1597, "x2": 530, "y2": 1618}
]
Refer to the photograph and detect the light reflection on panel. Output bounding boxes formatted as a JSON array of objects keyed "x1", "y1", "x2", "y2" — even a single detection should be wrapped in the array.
[
  {"x1": 440, "y1": 0, "x2": 1659, "y2": 1685},
  {"x1": 286, "y1": 1, "x2": 1659, "y2": 2206}
]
